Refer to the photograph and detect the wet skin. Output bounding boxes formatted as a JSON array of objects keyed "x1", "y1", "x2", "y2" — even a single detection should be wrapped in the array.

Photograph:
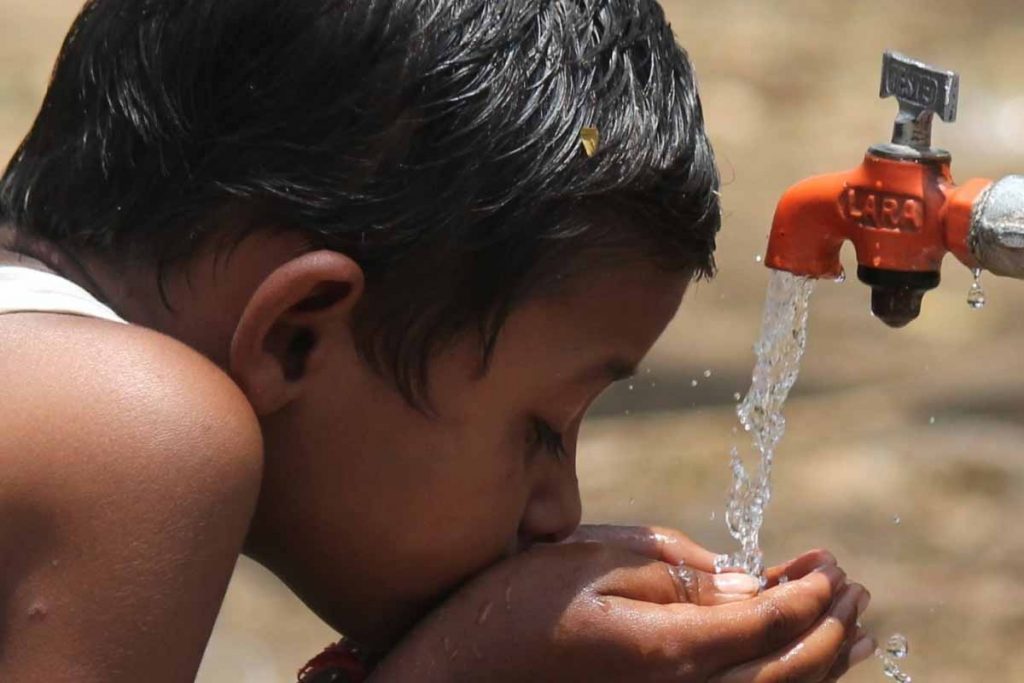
[{"x1": 0, "y1": 228, "x2": 874, "y2": 680}]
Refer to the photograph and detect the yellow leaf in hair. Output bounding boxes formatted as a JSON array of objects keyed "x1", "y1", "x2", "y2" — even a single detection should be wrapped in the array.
[{"x1": 579, "y1": 126, "x2": 600, "y2": 158}]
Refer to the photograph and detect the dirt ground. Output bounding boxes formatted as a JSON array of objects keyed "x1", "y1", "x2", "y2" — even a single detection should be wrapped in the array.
[{"x1": 3, "y1": 1, "x2": 1024, "y2": 681}]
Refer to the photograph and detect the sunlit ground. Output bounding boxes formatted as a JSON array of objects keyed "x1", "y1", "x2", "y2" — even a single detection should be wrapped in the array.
[{"x1": 4, "y1": 1, "x2": 1024, "y2": 681}]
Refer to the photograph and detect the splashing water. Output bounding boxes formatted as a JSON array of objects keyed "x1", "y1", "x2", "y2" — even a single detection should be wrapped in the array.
[
  {"x1": 878, "y1": 633, "x2": 912, "y2": 682},
  {"x1": 885, "y1": 634, "x2": 909, "y2": 659},
  {"x1": 718, "y1": 270, "x2": 815, "y2": 580}
]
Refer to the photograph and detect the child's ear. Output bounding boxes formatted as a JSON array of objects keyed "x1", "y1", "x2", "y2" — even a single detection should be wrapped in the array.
[{"x1": 228, "y1": 250, "x2": 365, "y2": 415}]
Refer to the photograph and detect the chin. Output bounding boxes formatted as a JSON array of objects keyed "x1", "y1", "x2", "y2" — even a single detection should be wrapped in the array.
[
  {"x1": 304, "y1": 547, "x2": 515, "y2": 655},
  {"x1": 352, "y1": 566, "x2": 496, "y2": 654},
  {"x1": 331, "y1": 590, "x2": 445, "y2": 655}
]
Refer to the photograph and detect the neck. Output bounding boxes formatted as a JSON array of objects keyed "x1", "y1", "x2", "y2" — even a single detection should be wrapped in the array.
[{"x1": 1, "y1": 226, "x2": 311, "y2": 369}]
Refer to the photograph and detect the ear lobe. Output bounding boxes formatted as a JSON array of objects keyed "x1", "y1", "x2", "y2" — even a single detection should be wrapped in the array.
[{"x1": 228, "y1": 250, "x2": 365, "y2": 416}]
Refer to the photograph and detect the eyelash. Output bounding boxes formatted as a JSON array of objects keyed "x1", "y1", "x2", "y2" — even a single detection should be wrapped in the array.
[{"x1": 531, "y1": 418, "x2": 568, "y2": 460}]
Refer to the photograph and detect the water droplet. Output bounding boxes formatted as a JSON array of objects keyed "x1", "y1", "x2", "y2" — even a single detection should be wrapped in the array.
[
  {"x1": 691, "y1": 379, "x2": 699, "y2": 387},
  {"x1": 876, "y1": 633, "x2": 912, "y2": 682},
  {"x1": 886, "y1": 634, "x2": 909, "y2": 659},
  {"x1": 733, "y1": 392, "x2": 742, "y2": 401},
  {"x1": 628, "y1": 497, "x2": 636, "y2": 506},
  {"x1": 891, "y1": 514, "x2": 901, "y2": 525},
  {"x1": 777, "y1": 574, "x2": 789, "y2": 584},
  {"x1": 27, "y1": 602, "x2": 47, "y2": 621},
  {"x1": 476, "y1": 601, "x2": 493, "y2": 625},
  {"x1": 624, "y1": 409, "x2": 631, "y2": 415},
  {"x1": 928, "y1": 416, "x2": 936, "y2": 425},
  {"x1": 967, "y1": 268, "x2": 986, "y2": 309},
  {"x1": 754, "y1": 254, "x2": 763, "y2": 263},
  {"x1": 703, "y1": 369, "x2": 713, "y2": 378},
  {"x1": 967, "y1": 285, "x2": 986, "y2": 309},
  {"x1": 713, "y1": 554, "x2": 732, "y2": 574},
  {"x1": 594, "y1": 597, "x2": 613, "y2": 613},
  {"x1": 628, "y1": 383, "x2": 634, "y2": 391},
  {"x1": 881, "y1": 656, "x2": 913, "y2": 682},
  {"x1": 50, "y1": 559, "x2": 60, "y2": 568}
]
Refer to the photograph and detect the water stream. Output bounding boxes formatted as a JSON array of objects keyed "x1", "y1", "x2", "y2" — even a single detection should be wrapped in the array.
[
  {"x1": 716, "y1": 270, "x2": 815, "y2": 579},
  {"x1": 719, "y1": 269, "x2": 914, "y2": 681}
]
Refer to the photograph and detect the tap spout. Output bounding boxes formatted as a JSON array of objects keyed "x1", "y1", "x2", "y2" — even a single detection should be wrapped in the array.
[{"x1": 765, "y1": 171, "x2": 850, "y2": 280}]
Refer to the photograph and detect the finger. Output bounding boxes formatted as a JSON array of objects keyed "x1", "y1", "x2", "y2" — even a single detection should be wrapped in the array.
[
  {"x1": 764, "y1": 549, "x2": 837, "y2": 588},
  {"x1": 696, "y1": 563, "x2": 847, "y2": 670},
  {"x1": 674, "y1": 567, "x2": 762, "y2": 606},
  {"x1": 594, "y1": 556, "x2": 759, "y2": 606},
  {"x1": 824, "y1": 624, "x2": 877, "y2": 680},
  {"x1": 709, "y1": 583, "x2": 869, "y2": 683},
  {"x1": 564, "y1": 524, "x2": 719, "y2": 571},
  {"x1": 590, "y1": 551, "x2": 689, "y2": 605}
]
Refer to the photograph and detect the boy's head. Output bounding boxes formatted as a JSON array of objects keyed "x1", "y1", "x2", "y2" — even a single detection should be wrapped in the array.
[{"x1": 1, "y1": 0, "x2": 719, "y2": 649}]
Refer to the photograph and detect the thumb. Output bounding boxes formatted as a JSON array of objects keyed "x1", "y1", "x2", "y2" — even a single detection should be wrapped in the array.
[
  {"x1": 594, "y1": 554, "x2": 762, "y2": 607},
  {"x1": 674, "y1": 566, "x2": 763, "y2": 606}
]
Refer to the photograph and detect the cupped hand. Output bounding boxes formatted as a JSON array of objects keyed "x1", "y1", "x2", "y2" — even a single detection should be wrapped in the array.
[{"x1": 373, "y1": 528, "x2": 875, "y2": 682}]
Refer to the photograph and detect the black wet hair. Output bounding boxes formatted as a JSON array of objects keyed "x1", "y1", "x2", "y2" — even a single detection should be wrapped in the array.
[{"x1": 1, "y1": 0, "x2": 720, "y2": 404}]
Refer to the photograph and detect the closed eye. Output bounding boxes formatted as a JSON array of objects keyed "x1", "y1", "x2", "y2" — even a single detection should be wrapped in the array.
[{"x1": 530, "y1": 417, "x2": 567, "y2": 460}]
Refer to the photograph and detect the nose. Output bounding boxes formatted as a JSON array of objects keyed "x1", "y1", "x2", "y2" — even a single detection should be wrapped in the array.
[{"x1": 518, "y1": 456, "x2": 583, "y2": 546}]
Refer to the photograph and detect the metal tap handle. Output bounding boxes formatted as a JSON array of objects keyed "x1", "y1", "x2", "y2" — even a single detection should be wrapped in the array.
[{"x1": 880, "y1": 51, "x2": 959, "y2": 150}]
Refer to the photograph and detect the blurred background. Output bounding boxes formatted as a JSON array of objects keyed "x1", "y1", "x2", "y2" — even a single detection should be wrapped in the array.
[{"x1": 3, "y1": 1, "x2": 1024, "y2": 680}]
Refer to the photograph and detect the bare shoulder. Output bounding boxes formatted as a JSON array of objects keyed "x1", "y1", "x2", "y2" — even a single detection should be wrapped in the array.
[
  {"x1": 0, "y1": 312, "x2": 263, "y2": 495},
  {"x1": 0, "y1": 314, "x2": 263, "y2": 682}
]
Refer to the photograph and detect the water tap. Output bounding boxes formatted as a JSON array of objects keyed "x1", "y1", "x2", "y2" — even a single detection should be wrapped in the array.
[{"x1": 765, "y1": 51, "x2": 1024, "y2": 327}]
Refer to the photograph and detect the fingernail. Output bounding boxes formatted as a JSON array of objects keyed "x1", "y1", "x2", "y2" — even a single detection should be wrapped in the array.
[
  {"x1": 849, "y1": 635, "x2": 877, "y2": 665},
  {"x1": 813, "y1": 549, "x2": 837, "y2": 565},
  {"x1": 856, "y1": 588, "x2": 871, "y2": 616},
  {"x1": 713, "y1": 572, "x2": 761, "y2": 594},
  {"x1": 816, "y1": 564, "x2": 846, "y2": 592},
  {"x1": 829, "y1": 585, "x2": 858, "y2": 621}
]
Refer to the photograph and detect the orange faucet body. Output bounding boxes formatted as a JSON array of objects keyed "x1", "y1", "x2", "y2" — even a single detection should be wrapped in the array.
[
  {"x1": 762, "y1": 51, "x2": 1004, "y2": 327},
  {"x1": 765, "y1": 152, "x2": 990, "y2": 279}
]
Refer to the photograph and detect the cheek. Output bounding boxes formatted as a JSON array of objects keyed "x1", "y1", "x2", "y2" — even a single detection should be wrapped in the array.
[
  {"x1": 296, "y1": 366, "x2": 530, "y2": 593},
  {"x1": 380, "y1": 423, "x2": 529, "y2": 579}
]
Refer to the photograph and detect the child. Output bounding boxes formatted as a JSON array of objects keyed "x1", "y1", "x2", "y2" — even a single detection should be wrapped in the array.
[{"x1": 0, "y1": 1, "x2": 874, "y2": 680}]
